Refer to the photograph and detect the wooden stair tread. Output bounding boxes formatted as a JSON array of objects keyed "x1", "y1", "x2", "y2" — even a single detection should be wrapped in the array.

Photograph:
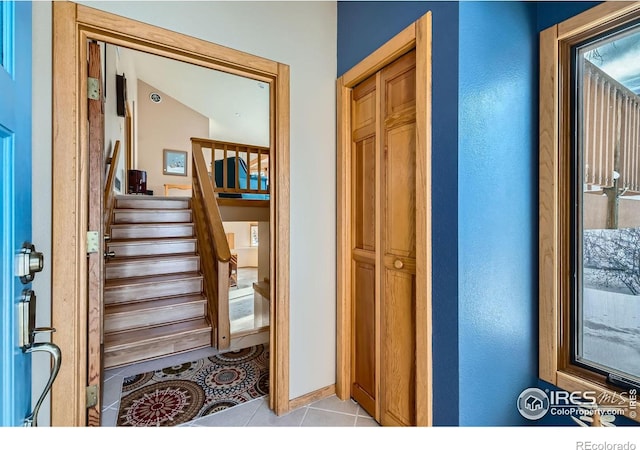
[
  {"x1": 106, "y1": 254, "x2": 199, "y2": 264},
  {"x1": 108, "y1": 237, "x2": 197, "y2": 245},
  {"x1": 113, "y1": 208, "x2": 191, "y2": 213},
  {"x1": 104, "y1": 272, "x2": 202, "y2": 288},
  {"x1": 104, "y1": 318, "x2": 211, "y2": 350},
  {"x1": 105, "y1": 294, "x2": 206, "y2": 315},
  {"x1": 109, "y1": 222, "x2": 194, "y2": 228}
]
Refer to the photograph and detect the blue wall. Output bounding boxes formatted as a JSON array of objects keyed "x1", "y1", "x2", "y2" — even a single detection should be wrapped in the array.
[
  {"x1": 338, "y1": 1, "x2": 460, "y2": 426},
  {"x1": 536, "y1": 1, "x2": 602, "y2": 31},
  {"x1": 337, "y1": 0, "x2": 637, "y2": 427},
  {"x1": 458, "y1": 1, "x2": 538, "y2": 426}
]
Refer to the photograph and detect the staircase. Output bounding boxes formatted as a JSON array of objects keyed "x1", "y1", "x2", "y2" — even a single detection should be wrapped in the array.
[{"x1": 103, "y1": 195, "x2": 212, "y2": 369}]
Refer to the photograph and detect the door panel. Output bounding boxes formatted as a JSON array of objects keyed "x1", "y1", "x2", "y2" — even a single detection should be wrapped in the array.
[
  {"x1": 385, "y1": 123, "x2": 416, "y2": 258},
  {"x1": 0, "y1": 0, "x2": 33, "y2": 426},
  {"x1": 354, "y1": 137, "x2": 376, "y2": 251},
  {"x1": 379, "y1": 50, "x2": 417, "y2": 427},
  {"x1": 351, "y1": 260, "x2": 376, "y2": 414},
  {"x1": 350, "y1": 73, "x2": 378, "y2": 418},
  {"x1": 381, "y1": 269, "x2": 415, "y2": 426}
]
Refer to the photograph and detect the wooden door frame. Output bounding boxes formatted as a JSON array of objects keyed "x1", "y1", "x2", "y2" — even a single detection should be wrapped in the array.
[
  {"x1": 51, "y1": 1, "x2": 290, "y2": 425},
  {"x1": 336, "y1": 12, "x2": 433, "y2": 426}
]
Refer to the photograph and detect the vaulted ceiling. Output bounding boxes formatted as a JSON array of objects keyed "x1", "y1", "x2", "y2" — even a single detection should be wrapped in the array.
[{"x1": 116, "y1": 44, "x2": 270, "y2": 147}]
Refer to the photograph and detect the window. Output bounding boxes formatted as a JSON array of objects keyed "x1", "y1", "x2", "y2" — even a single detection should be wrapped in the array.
[
  {"x1": 574, "y1": 23, "x2": 640, "y2": 388},
  {"x1": 540, "y1": 1, "x2": 640, "y2": 423},
  {"x1": 250, "y1": 223, "x2": 258, "y2": 247}
]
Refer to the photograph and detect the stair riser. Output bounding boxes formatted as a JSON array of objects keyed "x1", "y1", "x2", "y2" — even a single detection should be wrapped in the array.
[
  {"x1": 104, "y1": 278, "x2": 203, "y2": 304},
  {"x1": 110, "y1": 225, "x2": 194, "y2": 240},
  {"x1": 103, "y1": 329, "x2": 210, "y2": 369},
  {"x1": 107, "y1": 241, "x2": 197, "y2": 257},
  {"x1": 106, "y1": 258, "x2": 200, "y2": 279},
  {"x1": 113, "y1": 210, "x2": 192, "y2": 223},
  {"x1": 105, "y1": 302, "x2": 207, "y2": 333},
  {"x1": 116, "y1": 198, "x2": 190, "y2": 210}
]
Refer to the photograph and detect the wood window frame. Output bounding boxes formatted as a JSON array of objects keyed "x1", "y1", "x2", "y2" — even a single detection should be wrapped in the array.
[
  {"x1": 51, "y1": 1, "x2": 290, "y2": 425},
  {"x1": 539, "y1": 0, "x2": 640, "y2": 423},
  {"x1": 336, "y1": 12, "x2": 433, "y2": 426}
]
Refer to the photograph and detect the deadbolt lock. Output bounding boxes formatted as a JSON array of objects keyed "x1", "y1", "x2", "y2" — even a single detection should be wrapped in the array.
[{"x1": 16, "y1": 243, "x2": 44, "y2": 284}]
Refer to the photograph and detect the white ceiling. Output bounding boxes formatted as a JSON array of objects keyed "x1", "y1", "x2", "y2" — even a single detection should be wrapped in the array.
[{"x1": 116, "y1": 45, "x2": 270, "y2": 147}]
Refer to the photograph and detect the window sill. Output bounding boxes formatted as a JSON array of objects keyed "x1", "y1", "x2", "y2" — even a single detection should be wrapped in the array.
[{"x1": 547, "y1": 370, "x2": 639, "y2": 424}]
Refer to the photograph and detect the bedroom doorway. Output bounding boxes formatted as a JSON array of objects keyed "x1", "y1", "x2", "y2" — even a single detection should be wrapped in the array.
[{"x1": 50, "y1": 2, "x2": 290, "y2": 426}]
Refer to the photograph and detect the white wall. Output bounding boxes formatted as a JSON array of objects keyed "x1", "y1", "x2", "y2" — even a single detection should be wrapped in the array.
[
  {"x1": 104, "y1": 43, "x2": 125, "y2": 193},
  {"x1": 137, "y1": 79, "x2": 209, "y2": 196},
  {"x1": 222, "y1": 221, "x2": 258, "y2": 268},
  {"x1": 34, "y1": 1, "x2": 337, "y2": 403},
  {"x1": 31, "y1": 0, "x2": 53, "y2": 427}
]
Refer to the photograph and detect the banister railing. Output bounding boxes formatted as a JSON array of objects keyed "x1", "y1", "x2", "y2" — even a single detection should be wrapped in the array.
[
  {"x1": 191, "y1": 138, "x2": 231, "y2": 350},
  {"x1": 103, "y1": 140, "x2": 120, "y2": 233},
  {"x1": 191, "y1": 137, "x2": 270, "y2": 198},
  {"x1": 583, "y1": 60, "x2": 640, "y2": 193}
]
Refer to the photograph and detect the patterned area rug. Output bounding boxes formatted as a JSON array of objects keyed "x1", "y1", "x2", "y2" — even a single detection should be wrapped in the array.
[{"x1": 117, "y1": 344, "x2": 269, "y2": 427}]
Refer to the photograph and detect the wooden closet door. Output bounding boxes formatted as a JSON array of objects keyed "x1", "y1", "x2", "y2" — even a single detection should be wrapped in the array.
[
  {"x1": 349, "y1": 49, "x2": 417, "y2": 426},
  {"x1": 379, "y1": 50, "x2": 417, "y2": 427},
  {"x1": 350, "y1": 74, "x2": 378, "y2": 418}
]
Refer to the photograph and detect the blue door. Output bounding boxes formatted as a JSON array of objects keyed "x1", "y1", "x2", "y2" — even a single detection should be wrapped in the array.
[{"x1": 0, "y1": 0, "x2": 32, "y2": 426}]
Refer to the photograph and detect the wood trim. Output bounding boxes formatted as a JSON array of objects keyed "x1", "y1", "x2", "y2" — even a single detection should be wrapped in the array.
[
  {"x1": 538, "y1": 24, "x2": 560, "y2": 385},
  {"x1": 51, "y1": 1, "x2": 290, "y2": 425},
  {"x1": 373, "y1": 70, "x2": 382, "y2": 422},
  {"x1": 75, "y1": 4, "x2": 279, "y2": 78},
  {"x1": 51, "y1": 1, "x2": 85, "y2": 427},
  {"x1": 336, "y1": 13, "x2": 432, "y2": 426},
  {"x1": 557, "y1": 372, "x2": 638, "y2": 422},
  {"x1": 414, "y1": 12, "x2": 433, "y2": 427},
  {"x1": 288, "y1": 384, "x2": 336, "y2": 411},
  {"x1": 125, "y1": 102, "x2": 133, "y2": 192},
  {"x1": 273, "y1": 62, "x2": 290, "y2": 415},
  {"x1": 539, "y1": 1, "x2": 640, "y2": 424},
  {"x1": 342, "y1": 23, "x2": 416, "y2": 87},
  {"x1": 335, "y1": 77, "x2": 351, "y2": 401},
  {"x1": 86, "y1": 40, "x2": 104, "y2": 428},
  {"x1": 557, "y1": 1, "x2": 640, "y2": 39}
]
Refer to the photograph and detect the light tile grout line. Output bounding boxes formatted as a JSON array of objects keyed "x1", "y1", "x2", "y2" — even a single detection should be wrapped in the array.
[
  {"x1": 298, "y1": 405, "x2": 310, "y2": 426},
  {"x1": 306, "y1": 406, "x2": 360, "y2": 417},
  {"x1": 243, "y1": 399, "x2": 262, "y2": 426}
]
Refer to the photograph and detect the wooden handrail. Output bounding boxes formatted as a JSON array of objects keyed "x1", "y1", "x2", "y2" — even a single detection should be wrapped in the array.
[
  {"x1": 191, "y1": 139, "x2": 231, "y2": 349},
  {"x1": 190, "y1": 137, "x2": 270, "y2": 196},
  {"x1": 103, "y1": 140, "x2": 120, "y2": 232}
]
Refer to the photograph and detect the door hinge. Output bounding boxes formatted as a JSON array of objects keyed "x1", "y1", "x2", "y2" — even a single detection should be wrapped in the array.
[
  {"x1": 87, "y1": 77, "x2": 100, "y2": 100},
  {"x1": 87, "y1": 231, "x2": 99, "y2": 254},
  {"x1": 86, "y1": 384, "x2": 99, "y2": 408}
]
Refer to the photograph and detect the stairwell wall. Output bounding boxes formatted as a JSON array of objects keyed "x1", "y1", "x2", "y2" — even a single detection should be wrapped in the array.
[{"x1": 35, "y1": 0, "x2": 338, "y2": 403}]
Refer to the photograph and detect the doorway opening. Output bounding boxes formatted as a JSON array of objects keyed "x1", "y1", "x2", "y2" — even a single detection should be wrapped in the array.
[{"x1": 51, "y1": 2, "x2": 290, "y2": 426}]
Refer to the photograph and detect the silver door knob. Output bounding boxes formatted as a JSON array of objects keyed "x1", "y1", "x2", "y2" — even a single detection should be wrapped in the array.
[{"x1": 104, "y1": 251, "x2": 116, "y2": 259}]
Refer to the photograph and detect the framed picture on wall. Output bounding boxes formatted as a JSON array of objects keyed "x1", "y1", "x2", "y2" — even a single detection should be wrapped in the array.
[{"x1": 163, "y1": 149, "x2": 187, "y2": 176}]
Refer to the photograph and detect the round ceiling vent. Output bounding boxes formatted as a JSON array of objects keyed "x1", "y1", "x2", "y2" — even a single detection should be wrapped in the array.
[{"x1": 149, "y1": 92, "x2": 162, "y2": 103}]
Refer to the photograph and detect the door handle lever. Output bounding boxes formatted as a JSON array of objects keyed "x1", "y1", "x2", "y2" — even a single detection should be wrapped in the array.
[{"x1": 23, "y1": 342, "x2": 62, "y2": 427}]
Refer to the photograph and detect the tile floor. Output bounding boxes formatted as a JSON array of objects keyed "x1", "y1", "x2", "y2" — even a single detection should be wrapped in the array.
[{"x1": 101, "y1": 344, "x2": 379, "y2": 427}]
